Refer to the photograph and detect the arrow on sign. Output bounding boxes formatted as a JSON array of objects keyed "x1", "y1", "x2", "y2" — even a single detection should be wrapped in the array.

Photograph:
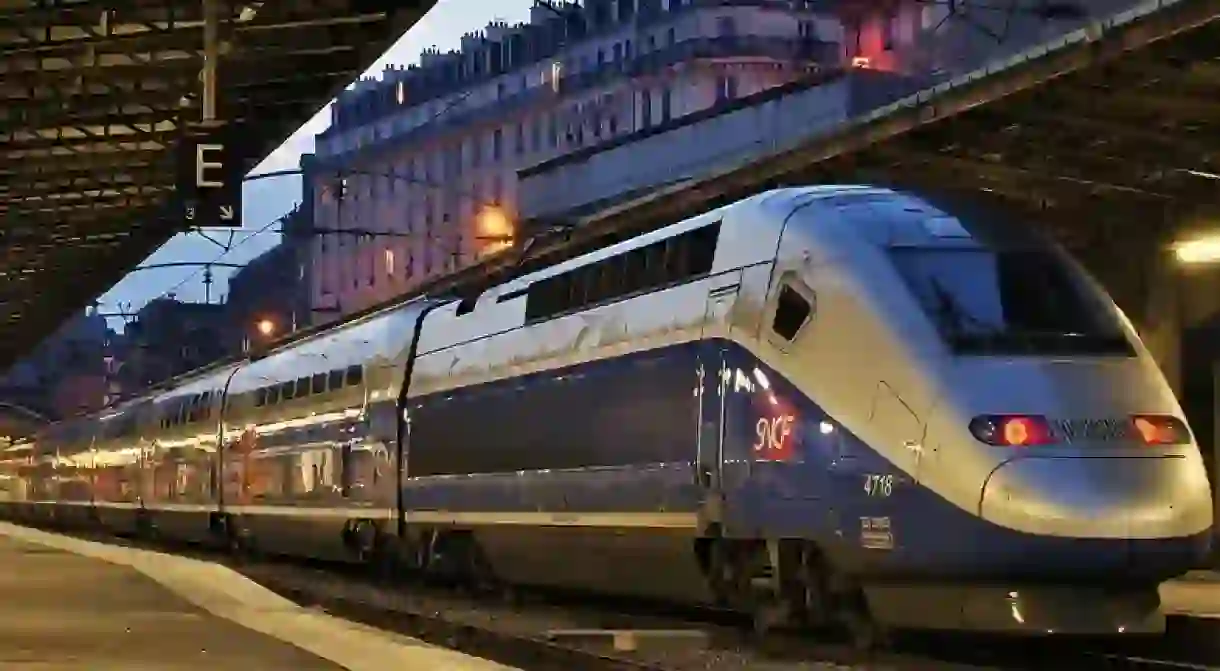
[{"x1": 219, "y1": 205, "x2": 235, "y2": 221}]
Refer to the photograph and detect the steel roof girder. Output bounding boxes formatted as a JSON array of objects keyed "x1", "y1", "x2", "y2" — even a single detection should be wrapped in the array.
[
  {"x1": 0, "y1": 169, "x2": 170, "y2": 196},
  {"x1": 0, "y1": 12, "x2": 378, "y2": 61},
  {"x1": 0, "y1": 184, "x2": 171, "y2": 206},
  {"x1": 1, "y1": 125, "x2": 179, "y2": 154},
  {"x1": 0, "y1": 0, "x2": 198, "y2": 29},
  {"x1": 0, "y1": 106, "x2": 185, "y2": 136},
  {"x1": 0, "y1": 148, "x2": 171, "y2": 178},
  {"x1": 966, "y1": 101, "x2": 1217, "y2": 153},
  {"x1": 0, "y1": 197, "x2": 166, "y2": 219}
]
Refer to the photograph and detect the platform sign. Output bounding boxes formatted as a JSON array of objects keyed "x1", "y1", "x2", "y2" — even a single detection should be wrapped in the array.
[{"x1": 175, "y1": 134, "x2": 243, "y2": 228}]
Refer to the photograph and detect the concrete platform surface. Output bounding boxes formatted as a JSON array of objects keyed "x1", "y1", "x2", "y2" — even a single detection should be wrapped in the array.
[
  {"x1": 1162, "y1": 578, "x2": 1220, "y2": 618},
  {"x1": 0, "y1": 523, "x2": 519, "y2": 671}
]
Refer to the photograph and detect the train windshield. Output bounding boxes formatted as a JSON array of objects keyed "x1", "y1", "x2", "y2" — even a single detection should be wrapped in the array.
[{"x1": 889, "y1": 246, "x2": 1135, "y2": 356}]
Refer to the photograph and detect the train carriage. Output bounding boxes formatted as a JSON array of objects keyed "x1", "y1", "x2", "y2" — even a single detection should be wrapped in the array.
[
  {"x1": 90, "y1": 399, "x2": 153, "y2": 536},
  {"x1": 3, "y1": 185, "x2": 1210, "y2": 640}
]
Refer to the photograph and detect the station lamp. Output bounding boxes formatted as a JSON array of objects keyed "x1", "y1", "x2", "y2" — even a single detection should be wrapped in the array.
[
  {"x1": 476, "y1": 205, "x2": 515, "y2": 244},
  {"x1": 256, "y1": 318, "x2": 276, "y2": 337},
  {"x1": 1172, "y1": 236, "x2": 1220, "y2": 266}
]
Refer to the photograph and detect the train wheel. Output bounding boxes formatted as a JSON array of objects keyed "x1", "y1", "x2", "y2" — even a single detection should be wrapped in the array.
[
  {"x1": 793, "y1": 543, "x2": 833, "y2": 629},
  {"x1": 367, "y1": 529, "x2": 403, "y2": 585},
  {"x1": 835, "y1": 589, "x2": 889, "y2": 651},
  {"x1": 135, "y1": 509, "x2": 158, "y2": 541},
  {"x1": 225, "y1": 516, "x2": 258, "y2": 563},
  {"x1": 705, "y1": 539, "x2": 799, "y2": 636},
  {"x1": 705, "y1": 538, "x2": 752, "y2": 610}
]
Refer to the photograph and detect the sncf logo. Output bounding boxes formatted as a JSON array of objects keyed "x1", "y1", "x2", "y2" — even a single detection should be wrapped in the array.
[{"x1": 1048, "y1": 418, "x2": 1133, "y2": 443}]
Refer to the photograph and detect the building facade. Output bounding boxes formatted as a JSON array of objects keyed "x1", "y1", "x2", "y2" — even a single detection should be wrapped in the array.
[
  {"x1": 838, "y1": 0, "x2": 1148, "y2": 79},
  {"x1": 111, "y1": 299, "x2": 229, "y2": 392},
  {"x1": 225, "y1": 238, "x2": 299, "y2": 354},
  {"x1": 0, "y1": 309, "x2": 109, "y2": 420},
  {"x1": 310, "y1": 0, "x2": 843, "y2": 322},
  {"x1": 225, "y1": 204, "x2": 316, "y2": 349}
]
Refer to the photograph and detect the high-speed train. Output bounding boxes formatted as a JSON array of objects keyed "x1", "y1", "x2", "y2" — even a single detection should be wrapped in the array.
[{"x1": 0, "y1": 185, "x2": 1211, "y2": 639}]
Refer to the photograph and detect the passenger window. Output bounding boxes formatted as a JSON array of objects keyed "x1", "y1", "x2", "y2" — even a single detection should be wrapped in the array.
[
  {"x1": 281, "y1": 381, "x2": 295, "y2": 401},
  {"x1": 345, "y1": 365, "x2": 364, "y2": 386},
  {"x1": 773, "y1": 284, "x2": 813, "y2": 341},
  {"x1": 328, "y1": 369, "x2": 344, "y2": 389},
  {"x1": 296, "y1": 377, "x2": 310, "y2": 397},
  {"x1": 255, "y1": 388, "x2": 267, "y2": 407},
  {"x1": 311, "y1": 373, "x2": 327, "y2": 394}
]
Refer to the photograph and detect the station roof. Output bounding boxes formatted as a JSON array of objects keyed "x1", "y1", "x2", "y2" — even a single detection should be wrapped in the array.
[
  {"x1": 417, "y1": 0, "x2": 1220, "y2": 301},
  {"x1": 0, "y1": 0, "x2": 436, "y2": 370}
]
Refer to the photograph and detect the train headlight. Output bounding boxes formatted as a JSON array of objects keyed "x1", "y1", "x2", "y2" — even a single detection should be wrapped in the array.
[{"x1": 969, "y1": 415, "x2": 1053, "y2": 447}]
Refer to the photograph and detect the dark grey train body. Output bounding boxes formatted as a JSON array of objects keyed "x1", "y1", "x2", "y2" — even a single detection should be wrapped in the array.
[{"x1": 0, "y1": 185, "x2": 1210, "y2": 636}]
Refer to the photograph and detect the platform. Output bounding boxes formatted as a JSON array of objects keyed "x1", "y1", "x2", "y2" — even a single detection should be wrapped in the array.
[
  {"x1": 1162, "y1": 573, "x2": 1220, "y2": 619},
  {"x1": 0, "y1": 522, "x2": 517, "y2": 671}
]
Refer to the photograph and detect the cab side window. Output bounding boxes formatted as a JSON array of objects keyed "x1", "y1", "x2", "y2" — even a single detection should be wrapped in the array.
[{"x1": 772, "y1": 283, "x2": 813, "y2": 341}]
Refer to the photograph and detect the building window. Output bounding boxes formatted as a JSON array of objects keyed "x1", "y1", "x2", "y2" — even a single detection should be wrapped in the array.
[
  {"x1": 660, "y1": 87, "x2": 672, "y2": 122},
  {"x1": 515, "y1": 123, "x2": 524, "y2": 155},
  {"x1": 846, "y1": 18, "x2": 862, "y2": 57},
  {"x1": 492, "y1": 128, "x2": 503, "y2": 160},
  {"x1": 716, "y1": 16, "x2": 736, "y2": 37},
  {"x1": 715, "y1": 75, "x2": 737, "y2": 102},
  {"x1": 666, "y1": 27, "x2": 675, "y2": 46},
  {"x1": 883, "y1": 11, "x2": 898, "y2": 51},
  {"x1": 385, "y1": 248, "x2": 396, "y2": 276},
  {"x1": 640, "y1": 89, "x2": 652, "y2": 128},
  {"x1": 921, "y1": 4, "x2": 940, "y2": 30}
]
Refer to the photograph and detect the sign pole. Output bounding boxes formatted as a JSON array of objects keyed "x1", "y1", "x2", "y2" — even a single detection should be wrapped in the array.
[{"x1": 202, "y1": 0, "x2": 219, "y2": 124}]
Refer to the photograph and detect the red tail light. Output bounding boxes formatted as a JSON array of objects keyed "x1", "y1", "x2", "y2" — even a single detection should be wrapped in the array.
[
  {"x1": 969, "y1": 415, "x2": 1054, "y2": 447},
  {"x1": 1131, "y1": 415, "x2": 1191, "y2": 446}
]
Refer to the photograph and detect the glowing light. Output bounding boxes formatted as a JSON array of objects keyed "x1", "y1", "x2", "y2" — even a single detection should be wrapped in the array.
[
  {"x1": 256, "y1": 319, "x2": 276, "y2": 337},
  {"x1": 476, "y1": 205, "x2": 514, "y2": 256},
  {"x1": 1173, "y1": 236, "x2": 1220, "y2": 265},
  {"x1": 851, "y1": 56, "x2": 872, "y2": 69}
]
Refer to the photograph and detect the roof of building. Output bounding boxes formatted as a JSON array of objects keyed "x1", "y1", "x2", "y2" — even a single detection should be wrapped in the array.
[{"x1": 0, "y1": 0, "x2": 437, "y2": 371}]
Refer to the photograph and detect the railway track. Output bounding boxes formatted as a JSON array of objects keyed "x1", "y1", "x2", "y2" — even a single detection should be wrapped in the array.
[{"x1": 14, "y1": 520, "x2": 1220, "y2": 671}]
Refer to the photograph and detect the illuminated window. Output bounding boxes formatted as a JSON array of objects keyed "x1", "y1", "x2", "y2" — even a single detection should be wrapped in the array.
[
  {"x1": 384, "y1": 248, "x2": 396, "y2": 276},
  {"x1": 883, "y1": 11, "x2": 898, "y2": 51},
  {"x1": 396, "y1": 80, "x2": 405, "y2": 105}
]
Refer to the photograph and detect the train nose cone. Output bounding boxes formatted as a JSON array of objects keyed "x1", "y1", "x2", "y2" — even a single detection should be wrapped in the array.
[
  {"x1": 976, "y1": 454, "x2": 1212, "y2": 580},
  {"x1": 979, "y1": 455, "x2": 1209, "y2": 540}
]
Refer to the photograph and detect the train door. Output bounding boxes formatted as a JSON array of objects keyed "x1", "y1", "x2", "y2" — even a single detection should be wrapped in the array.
[{"x1": 698, "y1": 272, "x2": 743, "y2": 522}]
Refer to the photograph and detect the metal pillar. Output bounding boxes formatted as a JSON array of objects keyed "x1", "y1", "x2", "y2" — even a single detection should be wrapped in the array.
[{"x1": 202, "y1": 0, "x2": 219, "y2": 123}]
